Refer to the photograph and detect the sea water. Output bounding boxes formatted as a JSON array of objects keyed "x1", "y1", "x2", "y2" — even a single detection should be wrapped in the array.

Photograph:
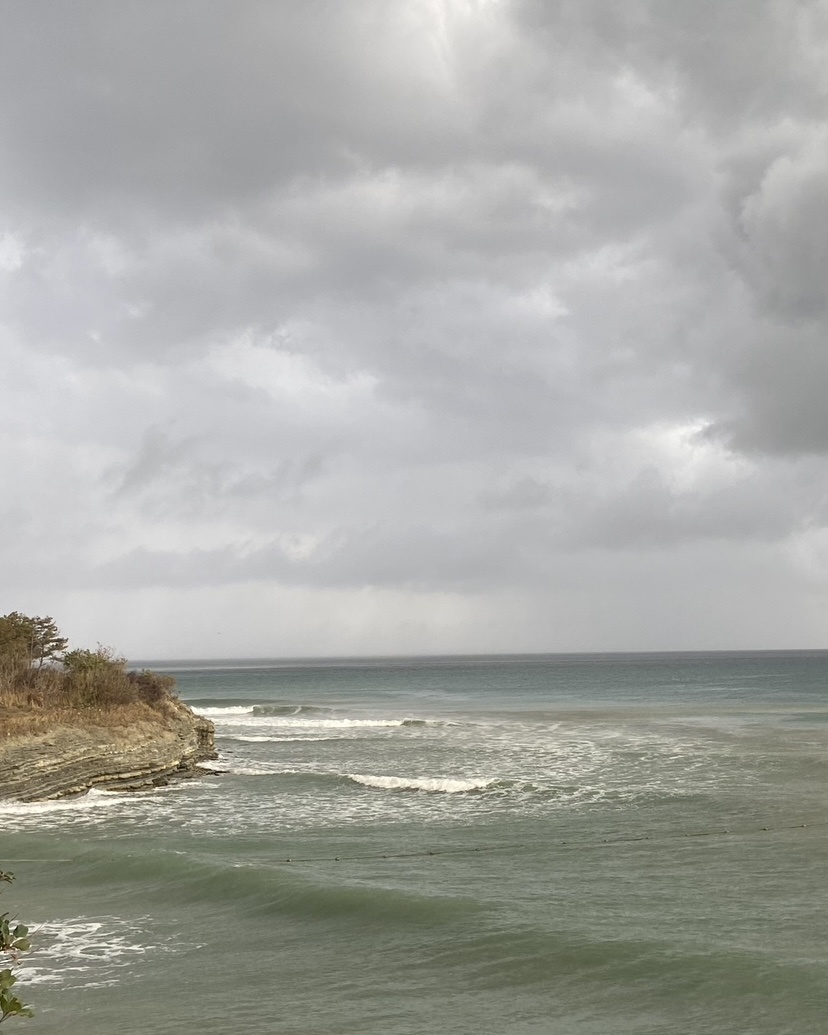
[{"x1": 2, "y1": 651, "x2": 827, "y2": 1034}]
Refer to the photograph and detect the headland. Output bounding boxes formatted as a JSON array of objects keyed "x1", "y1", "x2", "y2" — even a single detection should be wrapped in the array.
[{"x1": 0, "y1": 611, "x2": 217, "y2": 802}]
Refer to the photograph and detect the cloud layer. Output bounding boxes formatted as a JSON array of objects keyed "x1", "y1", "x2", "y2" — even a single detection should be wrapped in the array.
[{"x1": 2, "y1": 0, "x2": 828, "y2": 655}]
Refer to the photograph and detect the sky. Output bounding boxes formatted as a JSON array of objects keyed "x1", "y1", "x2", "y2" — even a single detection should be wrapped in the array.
[{"x1": 2, "y1": 0, "x2": 828, "y2": 658}]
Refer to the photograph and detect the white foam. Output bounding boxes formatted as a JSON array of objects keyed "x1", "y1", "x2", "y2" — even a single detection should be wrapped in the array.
[
  {"x1": 222, "y1": 734, "x2": 338, "y2": 743},
  {"x1": 0, "y1": 787, "x2": 132, "y2": 818},
  {"x1": 198, "y1": 758, "x2": 279, "y2": 776},
  {"x1": 213, "y1": 715, "x2": 408, "y2": 730},
  {"x1": 196, "y1": 706, "x2": 253, "y2": 717},
  {"x1": 17, "y1": 916, "x2": 170, "y2": 990},
  {"x1": 216, "y1": 766, "x2": 277, "y2": 776},
  {"x1": 346, "y1": 773, "x2": 494, "y2": 794}
]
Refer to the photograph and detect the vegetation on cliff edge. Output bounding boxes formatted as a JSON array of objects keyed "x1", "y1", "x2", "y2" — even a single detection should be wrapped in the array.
[{"x1": 0, "y1": 612, "x2": 178, "y2": 736}]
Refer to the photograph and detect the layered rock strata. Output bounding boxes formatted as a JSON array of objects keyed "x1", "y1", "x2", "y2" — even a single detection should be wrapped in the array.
[{"x1": 0, "y1": 701, "x2": 216, "y2": 802}]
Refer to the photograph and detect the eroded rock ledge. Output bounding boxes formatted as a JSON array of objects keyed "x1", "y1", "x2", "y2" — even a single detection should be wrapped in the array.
[{"x1": 0, "y1": 700, "x2": 217, "y2": 802}]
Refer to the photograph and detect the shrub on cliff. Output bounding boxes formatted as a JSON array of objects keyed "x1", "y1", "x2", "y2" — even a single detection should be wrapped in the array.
[
  {"x1": 62, "y1": 646, "x2": 136, "y2": 708},
  {"x1": 61, "y1": 648, "x2": 176, "y2": 711},
  {"x1": 127, "y1": 668, "x2": 176, "y2": 707}
]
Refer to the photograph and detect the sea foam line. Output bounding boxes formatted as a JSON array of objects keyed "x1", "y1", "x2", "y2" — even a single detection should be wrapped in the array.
[
  {"x1": 221, "y1": 734, "x2": 340, "y2": 743},
  {"x1": 0, "y1": 787, "x2": 139, "y2": 818},
  {"x1": 197, "y1": 706, "x2": 257, "y2": 717},
  {"x1": 346, "y1": 774, "x2": 495, "y2": 794},
  {"x1": 207, "y1": 714, "x2": 413, "y2": 730},
  {"x1": 194, "y1": 763, "x2": 497, "y2": 791}
]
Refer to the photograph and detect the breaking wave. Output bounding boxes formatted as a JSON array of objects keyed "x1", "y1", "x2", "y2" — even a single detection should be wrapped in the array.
[
  {"x1": 346, "y1": 774, "x2": 496, "y2": 794},
  {"x1": 251, "y1": 704, "x2": 330, "y2": 717},
  {"x1": 199, "y1": 705, "x2": 437, "y2": 732}
]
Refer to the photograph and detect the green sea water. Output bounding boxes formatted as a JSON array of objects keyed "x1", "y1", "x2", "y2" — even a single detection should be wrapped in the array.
[{"x1": 2, "y1": 651, "x2": 828, "y2": 1034}]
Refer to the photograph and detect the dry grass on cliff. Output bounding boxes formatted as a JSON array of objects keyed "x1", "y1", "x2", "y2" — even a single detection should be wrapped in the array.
[
  {"x1": 0, "y1": 700, "x2": 171, "y2": 739},
  {"x1": 0, "y1": 663, "x2": 180, "y2": 739}
]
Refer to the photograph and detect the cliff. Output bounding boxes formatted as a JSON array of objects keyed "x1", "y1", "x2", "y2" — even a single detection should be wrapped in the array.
[{"x1": 0, "y1": 700, "x2": 217, "y2": 802}]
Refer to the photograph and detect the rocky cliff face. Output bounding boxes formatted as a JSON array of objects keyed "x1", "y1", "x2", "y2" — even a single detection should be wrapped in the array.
[{"x1": 0, "y1": 701, "x2": 216, "y2": 802}]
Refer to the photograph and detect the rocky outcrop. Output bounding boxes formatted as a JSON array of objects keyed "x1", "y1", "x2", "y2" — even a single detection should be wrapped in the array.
[{"x1": 0, "y1": 701, "x2": 217, "y2": 802}]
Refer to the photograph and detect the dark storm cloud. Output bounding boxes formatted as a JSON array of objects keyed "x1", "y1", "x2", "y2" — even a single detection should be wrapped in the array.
[
  {"x1": 0, "y1": 1, "x2": 470, "y2": 219},
  {"x1": 2, "y1": 0, "x2": 828, "y2": 651}
]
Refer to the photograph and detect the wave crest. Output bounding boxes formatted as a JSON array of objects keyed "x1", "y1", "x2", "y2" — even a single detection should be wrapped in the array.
[{"x1": 346, "y1": 774, "x2": 494, "y2": 794}]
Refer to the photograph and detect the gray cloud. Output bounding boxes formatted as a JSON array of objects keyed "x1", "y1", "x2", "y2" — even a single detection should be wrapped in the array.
[{"x1": 2, "y1": 0, "x2": 828, "y2": 654}]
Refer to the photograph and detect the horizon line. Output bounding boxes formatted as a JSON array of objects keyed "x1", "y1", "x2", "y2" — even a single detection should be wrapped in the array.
[{"x1": 127, "y1": 646, "x2": 828, "y2": 666}]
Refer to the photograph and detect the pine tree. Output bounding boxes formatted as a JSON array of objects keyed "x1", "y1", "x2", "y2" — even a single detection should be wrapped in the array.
[{"x1": 0, "y1": 613, "x2": 68, "y2": 670}]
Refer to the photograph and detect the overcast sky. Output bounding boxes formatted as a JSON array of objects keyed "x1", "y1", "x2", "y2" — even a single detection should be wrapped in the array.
[{"x1": 2, "y1": 0, "x2": 828, "y2": 658}]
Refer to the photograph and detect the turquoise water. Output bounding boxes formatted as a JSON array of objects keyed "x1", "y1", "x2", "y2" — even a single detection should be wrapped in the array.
[{"x1": 3, "y1": 651, "x2": 828, "y2": 1034}]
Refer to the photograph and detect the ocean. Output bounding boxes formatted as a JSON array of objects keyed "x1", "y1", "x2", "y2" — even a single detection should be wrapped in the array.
[{"x1": 2, "y1": 651, "x2": 827, "y2": 1034}]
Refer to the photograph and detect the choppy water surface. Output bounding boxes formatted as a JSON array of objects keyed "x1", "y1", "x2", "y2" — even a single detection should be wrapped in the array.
[{"x1": 3, "y1": 651, "x2": 828, "y2": 1034}]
